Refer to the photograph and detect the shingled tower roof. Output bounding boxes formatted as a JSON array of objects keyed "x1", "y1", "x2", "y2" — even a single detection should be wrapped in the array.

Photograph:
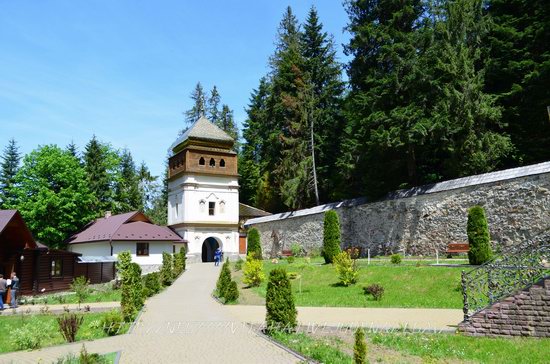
[{"x1": 170, "y1": 116, "x2": 234, "y2": 154}]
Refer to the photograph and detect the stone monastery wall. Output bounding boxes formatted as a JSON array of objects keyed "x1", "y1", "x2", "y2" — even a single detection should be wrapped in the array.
[{"x1": 245, "y1": 162, "x2": 550, "y2": 257}]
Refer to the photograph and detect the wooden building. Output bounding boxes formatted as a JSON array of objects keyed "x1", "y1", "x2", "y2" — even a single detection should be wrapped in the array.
[{"x1": 0, "y1": 210, "x2": 115, "y2": 296}]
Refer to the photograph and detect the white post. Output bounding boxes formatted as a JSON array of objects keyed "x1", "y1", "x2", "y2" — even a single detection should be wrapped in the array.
[
  {"x1": 368, "y1": 248, "x2": 371, "y2": 265},
  {"x1": 436, "y1": 250, "x2": 439, "y2": 265}
]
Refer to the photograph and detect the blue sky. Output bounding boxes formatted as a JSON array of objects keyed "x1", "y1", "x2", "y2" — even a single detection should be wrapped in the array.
[{"x1": 0, "y1": 1, "x2": 350, "y2": 177}]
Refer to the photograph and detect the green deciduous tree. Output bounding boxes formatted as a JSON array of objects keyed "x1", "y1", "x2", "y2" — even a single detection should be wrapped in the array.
[
  {"x1": 7, "y1": 145, "x2": 95, "y2": 248},
  {"x1": 322, "y1": 210, "x2": 341, "y2": 264},
  {"x1": 467, "y1": 205, "x2": 493, "y2": 265},
  {"x1": 265, "y1": 268, "x2": 297, "y2": 333},
  {"x1": 0, "y1": 139, "x2": 21, "y2": 209}
]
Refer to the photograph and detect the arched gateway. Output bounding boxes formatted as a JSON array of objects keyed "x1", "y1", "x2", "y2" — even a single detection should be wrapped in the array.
[{"x1": 201, "y1": 237, "x2": 220, "y2": 262}]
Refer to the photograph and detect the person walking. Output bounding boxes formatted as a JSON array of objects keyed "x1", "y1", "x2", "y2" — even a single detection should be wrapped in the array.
[
  {"x1": 9, "y1": 272, "x2": 19, "y2": 308},
  {"x1": 214, "y1": 247, "x2": 222, "y2": 266},
  {"x1": 0, "y1": 275, "x2": 6, "y2": 310}
]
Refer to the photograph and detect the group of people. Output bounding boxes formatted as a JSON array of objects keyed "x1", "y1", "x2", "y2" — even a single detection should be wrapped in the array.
[{"x1": 0, "y1": 272, "x2": 19, "y2": 309}]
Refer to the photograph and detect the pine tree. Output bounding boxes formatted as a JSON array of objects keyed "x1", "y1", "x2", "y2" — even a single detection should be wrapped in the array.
[
  {"x1": 0, "y1": 139, "x2": 21, "y2": 209},
  {"x1": 146, "y1": 156, "x2": 168, "y2": 225},
  {"x1": 184, "y1": 82, "x2": 207, "y2": 127},
  {"x1": 301, "y1": 6, "x2": 345, "y2": 203},
  {"x1": 115, "y1": 149, "x2": 142, "y2": 213},
  {"x1": 218, "y1": 104, "x2": 238, "y2": 142},
  {"x1": 485, "y1": 0, "x2": 550, "y2": 165},
  {"x1": 240, "y1": 78, "x2": 271, "y2": 207},
  {"x1": 66, "y1": 141, "x2": 79, "y2": 160},
  {"x1": 137, "y1": 162, "x2": 158, "y2": 212},
  {"x1": 84, "y1": 136, "x2": 112, "y2": 215},
  {"x1": 207, "y1": 85, "x2": 221, "y2": 125}
]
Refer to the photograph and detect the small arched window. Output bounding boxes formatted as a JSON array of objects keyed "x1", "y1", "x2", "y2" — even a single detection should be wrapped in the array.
[
  {"x1": 199, "y1": 157, "x2": 205, "y2": 166},
  {"x1": 220, "y1": 159, "x2": 226, "y2": 168},
  {"x1": 209, "y1": 158, "x2": 216, "y2": 167}
]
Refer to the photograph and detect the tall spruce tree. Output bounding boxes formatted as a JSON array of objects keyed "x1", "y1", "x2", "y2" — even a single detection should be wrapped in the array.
[
  {"x1": 239, "y1": 78, "x2": 271, "y2": 207},
  {"x1": 485, "y1": 0, "x2": 550, "y2": 165},
  {"x1": 66, "y1": 141, "x2": 79, "y2": 160},
  {"x1": 184, "y1": 82, "x2": 207, "y2": 127},
  {"x1": 428, "y1": 0, "x2": 512, "y2": 177},
  {"x1": 146, "y1": 157, "x2": 169, "y2": 225},
  {"x1": 84, "y1": 135, "x2": 112, "y2": 215},
  {"x1": 0, "y1": 139, "x2": 21, "y2": 208},
  {"x1": 218, "y1": 104, "x2": 239, "y2": 144},
  {"x1": 137, "y1": 161, "x2": 158, "y2": 212},
  {"x1": 207, "y1": 85, "x2": 221, "y2": 125},
  {"x1": 115, "y1": 149, "x2": 142, "y2": 213},
  {"x1": 301, "y1": 6, "x2": 345, "y2": 203}
]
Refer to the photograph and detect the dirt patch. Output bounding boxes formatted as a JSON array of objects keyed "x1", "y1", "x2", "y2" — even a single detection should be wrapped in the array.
[{"x1": 231, "y1": 269, "x2": 265, "y2": 306}]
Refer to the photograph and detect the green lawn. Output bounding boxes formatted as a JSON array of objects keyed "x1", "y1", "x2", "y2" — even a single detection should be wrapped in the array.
[
  {"x1": 235, "y1": 258, "x2": 464, "y2": 308},
  {"x1": 371, "y1": 332, "x2": 550, "y2": 363},
  {"x1": 271, "y1": 330, "x2": 550, "y2": 364},
  {"x1": 21, "y1": 287, "x2": 121, "y2": 306},
  {"x1": 0, "y1": 311, "x2": 128, "y2": 353}
]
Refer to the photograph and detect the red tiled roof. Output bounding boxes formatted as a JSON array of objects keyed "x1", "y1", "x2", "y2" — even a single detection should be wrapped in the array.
[{"x1": 67, "y1": 211, "x2": 185, "y2": 244}]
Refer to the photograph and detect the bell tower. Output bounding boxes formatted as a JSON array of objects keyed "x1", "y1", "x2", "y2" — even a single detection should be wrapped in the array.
[{"x1": 167, "y1": 116, "x2": 239, "y2": 263}]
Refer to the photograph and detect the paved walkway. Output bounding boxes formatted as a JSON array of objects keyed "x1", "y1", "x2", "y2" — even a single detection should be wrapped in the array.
[
  {"x1": 0, "y1": 264, "x2": 299, "y2": 364},
  {"x1": 227, "y1": 305, "x2": 462, "y2": 332}
]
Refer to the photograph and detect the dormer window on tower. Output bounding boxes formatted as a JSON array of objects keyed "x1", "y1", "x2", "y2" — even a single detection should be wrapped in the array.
[
  {"x1": 220, "y1": 159, "x2": 226, "y2": 168},
  {"x1": 199, "y1": 157, "x2": 205, "y2": 166},
  {"x1": 209, "y1": 202, "x2": 215, "y2": 216},
  {"x1": 209, "y1": 158, "x2": 216, "y2": 167}
]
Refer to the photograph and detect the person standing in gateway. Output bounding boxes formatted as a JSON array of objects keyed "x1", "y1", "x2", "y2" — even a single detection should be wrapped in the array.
[{"x1": 9, "y1": 272, "x2": 19, "y2": 308}]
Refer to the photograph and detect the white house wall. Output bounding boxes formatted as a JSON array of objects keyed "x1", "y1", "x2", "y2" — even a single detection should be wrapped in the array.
[{"x1": 69, "y1": 241, "x2": 110, "y2": 256}]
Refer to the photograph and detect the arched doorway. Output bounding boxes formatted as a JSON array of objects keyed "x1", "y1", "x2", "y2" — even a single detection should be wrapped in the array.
[{"x1": 201, "y1": 237, "x2": 219, "y2": 262}]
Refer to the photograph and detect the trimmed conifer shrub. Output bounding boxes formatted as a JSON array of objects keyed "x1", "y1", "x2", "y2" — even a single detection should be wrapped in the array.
[
  {"x1": 354, "y1": 327, "x2": 367, "y2": 364},
  {"x1": 322, "y1": 210, "x2": 341, "y2": 264},
  {"x1": 333, "y1": 251, "x2": 358, "y2": 286},
  {"x1": 467, "y1": 206, "x2": 493, "y2": 265},
  {"x1": 247, "y1": 228, "x2": 262, "y2": 259},
  {"x1": 216, "y1": 258, "x2": 232, "y2": 298},
  {"x1": 265, "y1": 268, "x2": 297, "y2": 333},
  {"x1": 119, "y1": 254, "x2": 144, "y2": 321},
  {"x1": 224, "y1": 280, "x2": 239, "y2": 303},
  {"x1": 160, "y1": 252, "x2": 173, "y2": 286}
]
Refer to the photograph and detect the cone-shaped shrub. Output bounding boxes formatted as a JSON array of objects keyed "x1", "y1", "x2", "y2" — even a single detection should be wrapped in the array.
[
  {"x1": 467, "y1": 206, "x2": 493, "y2": 265},
  {"x1": 323, "y1": 210, "x2": 341, "y2": 263},
  {"x1": 224, "y1": 280, "x2": 239, "y2": 303},
  {"x1": 160, "y1": 252, "x2": 173, "y2": 286},
  {"x1": 216, "y1": 258, "x2": 232, "y2": 298},
  {"x1": 265, "y1": 268, "x2": 297, "y2": 333},
  {"x1": 121, "y1": 261, "x2": 144, "y2": 321},
  {"x1": 247, "y1": 228, "x2": 262, "y2": 259},
  {"x1": 354, "y1": 327, "x2": 367, "y2": 364}
]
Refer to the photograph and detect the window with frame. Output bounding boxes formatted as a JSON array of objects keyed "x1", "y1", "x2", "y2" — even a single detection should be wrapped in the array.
[
  {"x1": 51, "y1": 258, "x2": 62, "y2": 277},
  {"x1": 199, "y1": 157, "x2": 205, "y2": 166},
  {"x1": 209, "y1": 201, "x2": 215, "y2": 216},
  {"x1": 137, "y1": 242, "x2": 149, "y2": 256},
  {"x1": 220, "y1": 159, "x2": 226, "y2": 168},
  {"x1": 209, "y1": 158, "x2": 216, "y2": 167}
]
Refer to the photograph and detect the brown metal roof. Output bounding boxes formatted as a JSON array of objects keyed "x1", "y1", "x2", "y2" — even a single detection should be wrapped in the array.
[
  {"x1": 0, "y1": 210, "x2": 37, "y2": 250},
  {"x1": 239, "y1": 203, "x2": 271, "y2": 218},
  {"x1": 67, "y1": 211, "x2": 185, "y2": 244}
]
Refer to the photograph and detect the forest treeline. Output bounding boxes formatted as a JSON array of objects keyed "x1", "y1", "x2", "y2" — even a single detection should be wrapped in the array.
[{"x1": 239, "y1": 1, "x2": 550, "y2": 213}]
